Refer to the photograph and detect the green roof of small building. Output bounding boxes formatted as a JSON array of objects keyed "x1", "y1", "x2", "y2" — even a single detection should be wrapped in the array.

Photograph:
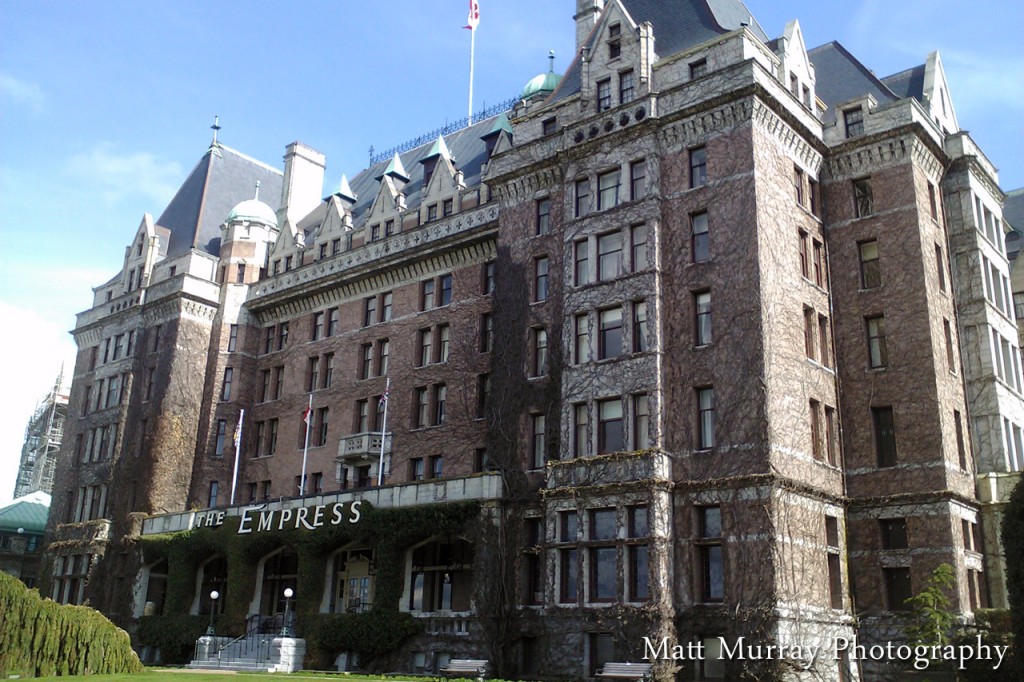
[{"x1": 0, "y1": 491, "x2": 50, "y2": 534}]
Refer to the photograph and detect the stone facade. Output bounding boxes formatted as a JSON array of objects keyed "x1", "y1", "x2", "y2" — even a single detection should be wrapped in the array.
[{"x1": 41, "y1": 2, "x2": 1017, "y2": 680}]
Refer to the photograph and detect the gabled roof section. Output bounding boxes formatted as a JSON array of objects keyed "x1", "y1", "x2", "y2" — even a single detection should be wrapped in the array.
[
  {"x1": 548, "y1": 0, "x2": 768, "y2": 106},
  {"x1": 155, "y1": 144, "x2": 283, "y2": 258},
  {"x1": 0, "y1": 491, "x2": 50, "y2": 534},
  {"x1": 346, "y1": 114, "x2": 501, "y2": 228},
  {"x1": 807, "y1": 41, "x2": 898, "y2": 125}
]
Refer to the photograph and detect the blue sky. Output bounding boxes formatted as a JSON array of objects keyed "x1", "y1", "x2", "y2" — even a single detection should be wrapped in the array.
[{"x1": 0, "y1": 0, "x2": 1021, "y2": 503}]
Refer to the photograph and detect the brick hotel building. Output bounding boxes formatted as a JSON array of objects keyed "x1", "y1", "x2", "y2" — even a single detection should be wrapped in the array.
[{"x1": 42, "y1": 1, "x2": 1020, "y2": 679}]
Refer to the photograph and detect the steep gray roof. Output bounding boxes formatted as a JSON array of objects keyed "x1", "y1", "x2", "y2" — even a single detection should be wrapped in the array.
[
  {"x1": 344, "y1": 115, "x2": 501, "y2": 228},
  {"x1": 549, "y1": 0, "x2": 768, "y2": 105},
  {"x1": 1004, "y1": 188, "x2": 1024, "y2": 233},
  {"x1": 807, "y1": 41, "x2": 898, "y2": 126},
  {"x1": 155, "y1": 144, "x2": 283, "y2": 258},
  {"x1": 882, "y1": 64, "x2": 926, "y2": 102}
]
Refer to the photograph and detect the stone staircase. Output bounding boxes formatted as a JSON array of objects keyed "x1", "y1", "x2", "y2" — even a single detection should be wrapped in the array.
[{"x1": 187, "y1": 615, "x2": 305, "y2": 672}]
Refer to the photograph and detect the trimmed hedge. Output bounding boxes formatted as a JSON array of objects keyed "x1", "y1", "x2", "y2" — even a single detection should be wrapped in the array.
[{"x1": 0, "y1": 571, "x2": 143, "y2": 677}]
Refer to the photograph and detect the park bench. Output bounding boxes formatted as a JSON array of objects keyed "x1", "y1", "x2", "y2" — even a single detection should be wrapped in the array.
[
  {"x1": 439, "y1": 658, "x2": 490, "y2": 678},
  {"x1": 596, "y1": 661, "x2": 654, "y2": 680}
]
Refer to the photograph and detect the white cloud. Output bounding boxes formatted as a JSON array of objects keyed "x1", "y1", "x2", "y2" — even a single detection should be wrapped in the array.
[
  {"x1": 0, "y1": 72, "x2": 44, "y2": 110},
  {"x1": 64, "y1": 143, "x2": 182, "y2": 208},
  {"x1": 0, "y1": 302, "x2": 77, "y2": 506}
]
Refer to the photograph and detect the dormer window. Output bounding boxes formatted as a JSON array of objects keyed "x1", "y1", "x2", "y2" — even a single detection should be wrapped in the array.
[
  {"x1": 443, "y1": 199, "x2": 453, "y2": 217},
  {"x1": 427, "y1": 204, "x2": 438, "y2": 222},
  {"x1": 844, "y1": 107, "x2": 864, "y2": 138},
  {"x1": 597, "y1": 79, "x2": 612, "y2": 111},
  {"x1": 542, "y1": 118, "x2": 557, "y2": 136},
  {"x1": 284, "y1": 255, "x2": 293, "y2": 271},
  {"x1": 802, "y1": 85, "x2": 811, "y2": 109},
  {"x1": 690, "y1": 59, "x2": 708, "y2": 79},
  {"x1": 385, "y1": 219, "x2": 395, "y2": 236},
  {"x1": 136, "y1": 240, "x2": 143, "y2": 257},
  {"x1": 608, "y1": 23, "x2": 621, "y2": 59},
  {"x1": 371, "y1": 223, "x2": 381, "y2": 241}
]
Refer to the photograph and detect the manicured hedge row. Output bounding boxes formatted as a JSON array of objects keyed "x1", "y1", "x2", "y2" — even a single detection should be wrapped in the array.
[{"x1": 0, "y1": 571, "x2": 143, "y2": 677}]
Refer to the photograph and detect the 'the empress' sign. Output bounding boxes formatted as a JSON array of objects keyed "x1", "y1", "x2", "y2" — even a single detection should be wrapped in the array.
[{"x1": 191, "y1": 500, "x2": 366, "y2": 534}]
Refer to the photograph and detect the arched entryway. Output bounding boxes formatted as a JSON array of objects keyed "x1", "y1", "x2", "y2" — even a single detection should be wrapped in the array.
[
  {"x1": 258, "y1": 547, "x2": 298, "y2": 617},
  {"x1": 326, "y1": 546, "x2": 374, "y2": 614}
]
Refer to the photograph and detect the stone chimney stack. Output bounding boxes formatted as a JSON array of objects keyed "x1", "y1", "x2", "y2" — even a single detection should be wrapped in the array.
[
  {"x1": 574, "y1": 0, "x2": 605, "y2": 52},
  {"x1": 278, "y1": 142, "x2": 326, "y2": 229}
]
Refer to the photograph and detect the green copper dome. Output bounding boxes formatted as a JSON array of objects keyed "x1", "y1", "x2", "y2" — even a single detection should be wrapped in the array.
[{"x1": 521, "y1": 70, "x2": 561, "y2": 100}]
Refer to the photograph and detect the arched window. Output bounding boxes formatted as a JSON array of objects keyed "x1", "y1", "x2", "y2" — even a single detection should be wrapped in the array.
[{"x1": 408, "y1": 538, "x2": 473, "y2": 612}]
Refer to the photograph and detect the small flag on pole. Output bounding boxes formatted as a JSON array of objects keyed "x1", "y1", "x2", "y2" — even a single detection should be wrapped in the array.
[
  {"x1": 379, "y1": 387, "x2": 389, "y2": 409},
  {"x1": 464, "y1": 0, "x2": 479, "y2": 30},
  {"x1": 303, "y1": 405, "x2": 312, "y2": 425},
  {"x1": 233, "y1": 411, "x2": 243, "y2": 448}
]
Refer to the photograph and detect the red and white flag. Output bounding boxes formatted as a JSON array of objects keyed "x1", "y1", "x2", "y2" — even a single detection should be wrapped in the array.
[
  {"x1": 378, "y1": 387, "x2": 390, "y2": 409},
  {"x1": 302, "y1": 406, "x2": 312, "y2": 425},
  {"x1": 464, "y1": 0, "x2": 479, "y2": 30}
]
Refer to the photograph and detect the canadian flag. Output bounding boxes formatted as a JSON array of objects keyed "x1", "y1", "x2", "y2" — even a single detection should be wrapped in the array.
[{"x1": 464, "y1": 0, "x2": 479, "y2": 30}]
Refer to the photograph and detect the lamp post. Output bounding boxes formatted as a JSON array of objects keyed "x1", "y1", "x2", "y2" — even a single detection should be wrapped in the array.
[
  {"x1": 205, "y1": 590, "x2": 220, "y2": 636},
  {"x1": 281, "y1": 587, "x2": 294, "y2": 637}
]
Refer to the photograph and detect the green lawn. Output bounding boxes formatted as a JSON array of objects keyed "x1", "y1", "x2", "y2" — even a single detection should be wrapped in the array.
[{"x1": 32, "y1": 672, "x2": 431, "y2": 682}]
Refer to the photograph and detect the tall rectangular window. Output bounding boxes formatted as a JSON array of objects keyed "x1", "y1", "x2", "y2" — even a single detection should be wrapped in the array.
[
  {"x1": 364, "y1": 296, "x2": 377, "y2": 326},
  {"x1": 214, "y1": 419, "x2": 227, "y2": 456},
  {"x1": 809, "y1": 400, "x2": 823, "y2": 460},
  {"x1": 327, "y1": 307, "x2": 339, "y2": 336},
  {"x1": 381, "y1": 292, "x2": 393, "y2": 322},
  {"x1": 438, "y1": 325, "x2": 450, "y2": 363},
  {"x1": 361, "y1": 343, "x2": 374, "y2": 378},
  {"x1": 813, "y1": 239, "x2": 825, "y2": 288},
  {"x1": 575, "y1": 314, "x2": 590, "y2": 363},
  {"x1": 631, "y1": 223, "x2": 647, "y2": 269},
  {"x1": 866, "y1": 315, "x2": 888, "y2": 368},
  {"x1": 309, "y1": 356, "x2": 321, "y2": 391},
  {"x1": 804, "y1": 307, "x2": 816, "y2": 359},
  {"x1": 534, "y1": 257, "x2": 549, "y2": 301},
  {"x1": 377, "y1": 340, "x2": 390, "y2": 376},
  {"x1": 598, "y1": 307, "x2": 623, "y2": 360},
  {"x1": 928, "y1": 182, "x2": 939, "y2": 220},
  {"x1": 692, "y1": 211, "x2": 709, "y2": 262},
  {"x1": 575, "y1": 178, "x2": 590, "y2": 217},
  {"x1": 574, "y1": 404, "x2": 589, "y2": 457},
  {"x1": 632, "y1": 301, "x2": 648, "y2": 353},
  {"x1": 574, "y1": 240, "x2": 590, "y2": 286},
  {"x1": 597, "y1": 170, "x2": 620, "y2": 210},
  {"x1": 844, "y1": 106, "x2": 864, "y2": 138},
  {"x1": 859, "y1": 240, "x2": 880, "y2": 288},
  {"x1": 414, "y1": 388, "x2": 428, "y2": 428},
  {"x1": 208, "y1": 481, "x2": 219, "y2": 508},
  {"x1": 824, "y1": 406, "x2": 838, "y2": 465},
  {"x1": 533, "y1": 328, "x2": 548, "y2": 377},
  {"x1": 355, "y1": 399, "x2": 369, "y2": 433},
  {"x1": 311, "y1": 311, "x2": 323, "y2": 339},
  {"x1": 227, "y1": 325, "x2": 238, "y2": 352},
  {"x1": 531, "y1": 414, "x2": 546, "y2": 469},
  {"x1": 483, "y1": 261, "x2": 496, "y2": 294},
  {"x1": 421, "y1": 280, "x2": 435, "y2": 311},
  {"x1": 630, "y1": 160, "x2": 646, "y2": 200},
  {"x1": 695, "y1": 291, "x2": 712, "y2": 346},
  {"x1": 418, "y1": 329, "x2": 432, "y2": 367},
  {"x1": 854, "y1": 178, "x2": 874, "y2": 217},
  {"x1": 439, "y1": 274, "x2": 452, "y2": 306},
  {"x1": 480, "y1": 313, "x2": 493, "y2": 352},
  {"x1": 433, "y1": 384, "x2": 446, "y2": 425},
  {"x1": 818, "y1": 314, "x2": 830, "y2": 367},
  {"x1": 536, "y1": 198, "x2": 550, "y2": 235},
  {"x1": 323, "y1": 353, "x2": 334, "y2": 388},
  {"x1": 825, "y1": 516, "x2": 843, "y2": 608},
  {"x1": 954, "y1": 410, "x2": 967, "y2": 470},
  {"x1": 597, "y1": 78, "x2": 612, "y2": 111},
  {"x1": 944, "y1": 319, "x2": 956, "y2": 372},
  {"x1": 597, "y1": 231, "x2": 623, "y2": 280},
  {"x1": 689, "y1": 146, "x2": 707, "y2": 188},
  {"x1": 277, "y1": 322, "x2": 289, "y2": 350},
  {"x1": 697, "y1": 387, "x2": 715, "y2": 449},
  {"x1": 221, "y1": 367, "x2": 233, "y2": 401},
  {"x1": 794, "y1": 166, "x2": 805, "y2": 206},
  {"x1": 316, "y1": 407, "x2": 329, "y2": 447},
  {"x1": 873, "y1": 406, "x2": 897, "y2": 467},
  {"x1": 598, "y1": 398, "x2": 624, "y2": 454},
  {"x1": 619, "y1": 69, "x2": 634, "y2": 103},
  {"x1": 633, "y1": 393, "x2": 650, "y2": 450},
  {"x1": 698, "y1": 506, "x2": 724, "y2": 601},
  {"x1": 884, "y1": 567, "x2": 912, "y2": 611}
]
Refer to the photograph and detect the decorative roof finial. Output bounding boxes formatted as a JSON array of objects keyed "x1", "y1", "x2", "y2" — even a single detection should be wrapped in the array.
[
  {"x1": 211, "y1": 115, "x2": 222, "y2": 146},
  {"x1": 549, "y1": 50, "x2": 555, "y2": 72},
  {"x1": 254, "y1": 179, "x2": 261, "y2": 201}
]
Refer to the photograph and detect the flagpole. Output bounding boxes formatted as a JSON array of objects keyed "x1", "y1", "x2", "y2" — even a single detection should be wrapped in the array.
[
  {"x1": 230, "y1": 408, "x2": 243, "y2": 505},
  {"x1": 468, "y1": 24, "x2": 476, "y2": 124},
  {"x1": 300, "y1": 394, "x2": 312, "y2": 496},
  {"x1": 377, "y1": 377, "x2": 391, "y2": 486}
]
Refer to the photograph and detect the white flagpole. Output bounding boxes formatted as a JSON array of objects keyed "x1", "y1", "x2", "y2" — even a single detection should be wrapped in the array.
[
  {"x1": 230, "y1": 408, "x2": 243, "y2": 505},
  {"x1": 468, "y1": 25, "x2": 476, "y2": 124},
  {"x1": 300, "y1": 394, "x2": 312, "y2": 496},
  {"x1": 377, "y1": 377, "x2": 391, "y2": 485}
]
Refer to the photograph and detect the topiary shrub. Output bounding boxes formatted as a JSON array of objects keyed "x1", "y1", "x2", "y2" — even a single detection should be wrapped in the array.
[
  {"x1": 137, "y1": 613, "x2": 211, "y2": 664},
  {"x1": 0, "y1": 571, "x2": 143, "y2": 677}
]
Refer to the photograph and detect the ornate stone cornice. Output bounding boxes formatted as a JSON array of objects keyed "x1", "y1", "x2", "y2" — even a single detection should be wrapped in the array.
[
  {"x1": 751, "y1": 98, "x2": 823, "y2": 171},
  {"x1": 657, "y1": 98, "x2": 754, "y2": 152},
  {"x1": 493, "y1": 165, "x2": 564, "y2": 207}
]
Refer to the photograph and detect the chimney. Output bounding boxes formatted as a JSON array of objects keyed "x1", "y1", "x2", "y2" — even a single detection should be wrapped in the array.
[
  {"x1": 574, "y1": 0, "x2": 605, "y2": 52},
  {"x1": 278, "y1": 142, "x2": 326, "y2": 229}
]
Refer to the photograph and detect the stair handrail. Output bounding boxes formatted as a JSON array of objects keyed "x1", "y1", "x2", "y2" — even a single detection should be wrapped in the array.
[{"x1": 217, "y1": 613, "x2": 262, "y2": 656}]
